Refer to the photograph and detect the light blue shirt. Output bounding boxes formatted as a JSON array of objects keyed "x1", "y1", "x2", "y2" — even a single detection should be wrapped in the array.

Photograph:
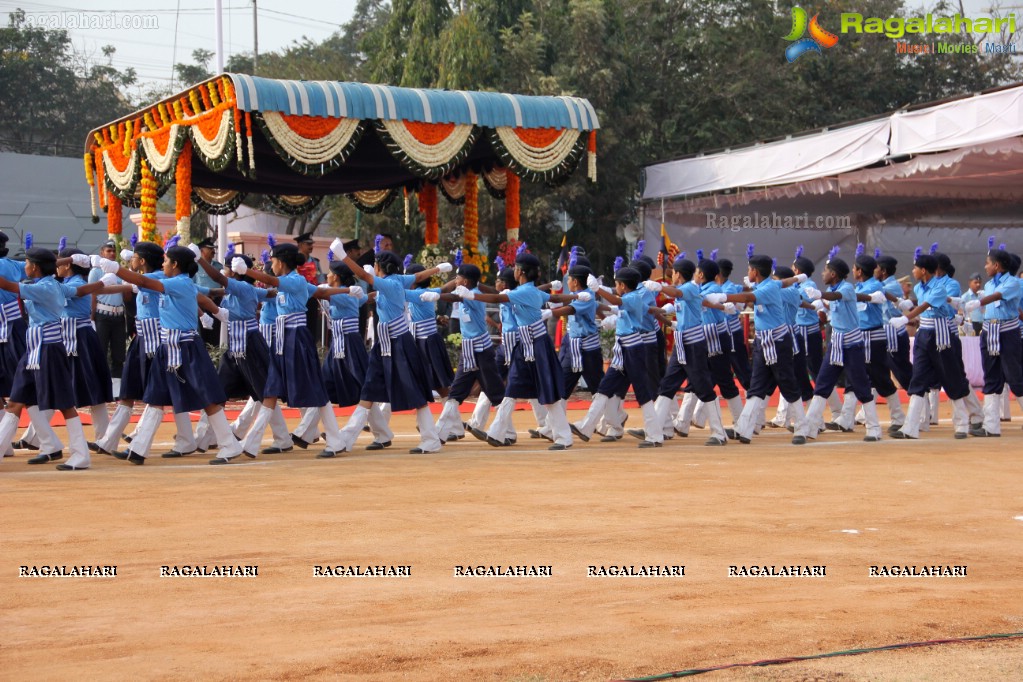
[
  {"x1": 223, "y1": 277, "x2": 261, "y2": 321},
  {"x1": 961, "y1": 289, "x2": 983, "y2": 323},
  {"x1": 404, "y1": 287, "x2": 441, "y2": 323},
  {"x1": 881, "y1": 275, "x2": 902, "y2": 323},
  {"x1": 458, "y1": 293, "x2": 488, "y2": 340},
  {"x1": 700, "y1": 282, "x2": 725, "y2": 325},
  {"x1": 673, "y1": 281, "x2": 702, "y2": 331},
  {"x1": 89, "y1": 267, "x2": 123, "y2": 307},
  {"x1": 616, "y1": 289, "x2": 647, "y2": 336},
  {"x1": 855, "y1": 277, "x2": 884, "y2": 329},
  {"x1": 19, "y1": 276, "x2": 65, "y2": 326},
  {"x1": 275, "y1": 271, "x2": 317, "y2": 316},
  {"x1": 499, "y1": 301, "x2": 517, "y2": 332},
  {"x1": 795, "y1": 279, "x2": 819, "y2": 326},
  {"x1": 638, "y1": 287, "x2": 658, "y2": 332},
  {"x1": 915, "y1": 278, "x2": 947, "y2": 320},
  {"x1": 328, "y1": 292, "x2": 363, "y2": 320},
  {"x1": 373, "y1": 273, "x2": 416, "y2": 324},
  {"x1": 750, "y1": 278, "x2": 785, "y2": 330},
  {"x1": 57, "y1": 274, "x2": 91, "y2": 319},
  {"x1": 259, "y1": 290, "x2": 277, "y2": 324},
  {"x1": 136, "y1": 272, "x2": 165, "y2": 320},
  {"x1": 827, "y1": 280, "x2": 858, "y2": 334},
  {"x1": 505, "y1": 282, "x2": 550, "y2": 327},
  {"x1": 0, "y1": 258, "x2": 26, "y2": 304},
  {"x1": 566, "y1": 296, "x2": 597, "y2": 337},
  {"x1": 159, "y1": 274, "x2": 200, "y2": 331},
  {"x1": 779, "y1": 283, "x2": 801, "y2": 326},
  {"x1": 983, "y1": 273, "x2": 1021, "y2": 321}
]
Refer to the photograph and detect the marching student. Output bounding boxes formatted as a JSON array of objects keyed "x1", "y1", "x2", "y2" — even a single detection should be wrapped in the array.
[
  {"x1": 436, "y1": 263, "x2": 507, "y2": 442},
  {"x1": 332, "y1": 240, "x2": 449, "y2": 454},
  {"x1": 935, "y1": 252, "x2": 983, "y2": 432},
  {"x1": 792, "y1": 257, "x2": 882, "y2": 444},
  {"x1": 714, "y1": 254, "x2": 806, "y2": 443},
  {"x1": 693, "y1": 258, "x2": 744, "y2": 433},
  {"x1": 465, "y1": 263, "x2": 518, "y2": 444},
  {"x1": 458, "y1": 251, "x2": 574, "y2": 450},
  {"x1": 322, "y1": 259, "x2": 370, "y2": 410},
  {"x1": 570, "y1": 266, "x2": 659, "y2": 446},
  {"x1": 0, "y1": 231, "x2": 27, "y2": 410},
  {"x1": 551, "y1": 264, "x2": 604, "y2": 400},
  {"x1": 219, "y1": 243, "x2": 346, "y2": 461},
  {"x1": 889, "y1": 252, "x2": 974, "y2": 440},
  {"x1": 876, "y1": 254, "x2": 914, "y2": 428},
  {"x1": 93, "y1": 247, "x2": 242, "y2": 464},
  {"x1": 405, "y1": 263, "x2": 456, "y2": 400},
  {"x1": 0, "y1": 248, "x2": 99, "y2": 470},
  {"x1": 966, "y1": 248, "x2": 1023, "y2": 437},
  {"x1": 716, "y1": 257, "x2": 752, "y2": 391},
  {"x1": 640, "y1": 258, "x2": 728, "y2": 447},
  {"x1": 770, "y1": 249, "x2": 821, "y2": 427}
]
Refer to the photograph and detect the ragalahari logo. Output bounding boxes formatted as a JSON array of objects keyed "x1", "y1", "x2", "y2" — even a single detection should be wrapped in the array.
[{"x1": 784, "y1": 7, "x2": 839, "y2": 62}]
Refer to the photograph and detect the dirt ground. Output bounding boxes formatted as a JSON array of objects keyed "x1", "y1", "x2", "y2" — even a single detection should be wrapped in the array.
[{"x1": 2, "y1": 401, "x2": 1023, "y2": 681}]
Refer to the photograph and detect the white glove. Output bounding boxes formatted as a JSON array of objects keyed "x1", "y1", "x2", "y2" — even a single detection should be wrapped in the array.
[
  {"x1": 887, "y1": 315, "x2": 909, "y2": 329},
  {"x1": 91, "y1": 255, "x2": 102, "y2": 268},
  {"x1": 868, "y1": 291, "x2": 886, "y2": 305},
  {"x1": 454, "y1": 285, "x2": 475, "y2": 300},
  {"x1": 199, "y1": 313, "x2": 214, "y2": 329},
  {"x1": 898, "y1": 298, "x2": 915, "y2": 312},
  {"x1": 607, "y1": 305, "x2": 620, "y2": 316},
  {"x1": 187, "y1": 243, "x2": 201, "y2": 258},
  {"x1": 661, "y1": 303, "x2": 675, "y2": 315},
  {"x1": 317, "y1": 283, "x2": 330, "y2": 289},
  {"x1": 363, "y1": 264, "x2": 375, "y2": 276},
  {"x1": 231, "y1": 257, "x2": 248, "y2": 275},
  {"x1": 347, "y1": 286, "x2": 366, "y2": 299},
  {"x1": 575, "y1": 291, "x2": 592, "y2": 302},
  {"x1": 949, "y1": 296, "x2": 962, "y2": 309},
  {"x1": 329, "y1": 237, "x2": 346, "y2": 260},
  {"x1": 803, "y1": 288, "x2": 822, "y2": 301},
  {"x1": 120, "y1": 249, "x2": 133, "y2": 262},
  {"x1": 541, "y1": 309, "x2": 553, "y2": 321},
  {"x1": 600, "y1": 314, "x2": 617, "y2": 330},
  {"x1": 953, "y1": 314, "x2": 964, "y2": 327},
  {"x1": 98, "y1": 257, "x2": 119, "y2": 274},
  {"x1": 964, "y1": 299, "x2": 981, "y2": 313},
  {"x1": 811, "y1": 299, "x2": 826, "y2": 312},
  {"x1": 723, "y1": 302, "x2": 737, "y2": 315},
  {"x1": 587, "y1": 274, "x2": 601, "y2": 291},
  {"x1": 213, "y1": 307, "x2": 229, "y2": 324},
  {"x1": 436, "y1": 262, "x2": 453, "y2": 273},
  {"x1": 100, "y1": 272, "x2": 119, "y2": 286},
  {"x1": 795, "y1": 273, "x2": 808, "y2": 283},
  {"x1": 131, "y1": 284, "x2": 139, "y2": 294},
  {"x1": 549, "y1": 280, "x2": 563, "y2": 292},
  {"x1": 71, "y1": 253, "x2": 91, "y2": 268},
  {"x1": 743, "y1": 276, "x2": 752, "y2": 288},
  {"x1": 703, "y1": 293, "x2": 728, "y2": 304},
  {"x1": 420, "y1": 291, "x2": 440, "y2": 302},
  {"x1": 643, "y1": 280, "x2": 663, "y2": 293}
]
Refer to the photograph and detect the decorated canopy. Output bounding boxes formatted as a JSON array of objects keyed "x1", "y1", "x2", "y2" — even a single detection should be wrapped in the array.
[{"x1": 83, "y1": 74, "x2": 600, "y2": 267}]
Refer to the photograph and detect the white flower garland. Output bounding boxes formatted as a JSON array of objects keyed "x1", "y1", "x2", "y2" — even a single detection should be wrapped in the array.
[
  {"x1": 141, "y1": 124, "x2": 184, "y2": 175},
  {"x1": 495, "y1": 127, "x2": 580, "y2": 173},
  {"x1": 353, "y1": 189, "x2": 392, "y2": 207},
  {"x1": 482, "y1": 166, "x2": 508, "y2": 191},
  {"x1": 262, "y1": 111, "x2": 361, "y2": 165},
  {"x1": 176, "y1": 217, "x2": 190, "y2": 245},
  {"x1": 380, "y1": 120, "x2": 474, "y2": 169},
  {"x1": 190, "y1": 109, "x2": 234, "y2": 162},
  {"x1": 102, "y1": 147, "x2": 139, "y2": 191},
  {"x1": 440, "y1": 174, "x2": 466, "y2": 201}
]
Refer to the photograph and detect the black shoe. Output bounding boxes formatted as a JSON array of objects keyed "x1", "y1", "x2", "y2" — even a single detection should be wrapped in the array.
[
  {"x1": 27, "y1": 451, "x2": 63, "y2": 464},
  {"x1": 528, "y1": 428, "x2": 544, "y2": 439},
  {"x1": 863, "y1": 436, "x2": 881, "y2": 442},
  {"x1": 445, "y1": 434, "x2": 461, "y2": 442},
  {"x1": 362, "y1": 425, "x2": 371, "y2": 433},
  {"x1": 724, "y1": 428, "x2": 750, "y2": 445},
  {"x1": 637, "y1": 440, "x2": 662, "y2": 448},
  {"x1": 599, "y1": 434, "x2": 620, "y2": 442},
  {"x1": 705, "y1": 437, "x2": 727, "y2": 446},
  {"x1": 260, "y1": 445, "x2": 294, "y2": 454},
  {"x1": 126, "y1": 453, "x2": 145, "y2": 465},
  {"x1": 548, "y1": 443, "x2": 571, "y2": 451},
  {"x1": 486, "y1": 436, "x2": 509, "y2": 448},
  {"x1": 626, "y1": 428, "x2": 646, "y2": 440},
  {"x1": 12, "y1": 439, "x2": 39, "y2": 451},
  {"x1": 409, "y1": 447, "x2": 439, "y2": 454},
  {"x1": 161, "y1": 450, "x2": 194, "y2": 458},
  {"x1": 569, "y1": 424, "x2": 590, "y2": 443},
  {"x1": 823, "y1": 422, "x2": 852, "y2": 433},
  {"x1": 87, "y1": 441, "x2": 99, "y2": 452},
  {"x1": 209, "y1": 455, "x2": 239, "y2": 464},
  {"x1": 673, "y1": 427, "x2": 689, "y2": 438},
  {"x1": 969, "y1": 426, "x2": 998, "y2": 437},
  {"x1": 791, "y1": 436, "x2": 807, "y2": 445},
  {"x1": 887, "y1": 423, "x2": 904, "y2": 434},
  {"x1": 954, "y1": 432, "x2": 968, "y2": 440},
  {"x1": 113, "y1": 450, "x2": 130, "y2": 460},
  {"x1": 366, "y1": 441, "x2": 392, "y2": 451},
  {"x1": 291, "y1": 433, "x2": 310, "y2": 449},
  {"x1": 970, "y1": 422, "x2": 983, "y2": 431},
  {"x1": 55, "y1": 463, "x2": 89, "y2": 471},
  {"x1": 316, "y1": 449, "x2": 343, "y2": 458},
  {"x1": 469, "y1": 427, "x2": 488, "y2": 443},
  {"x1": 890, "y1": 431, "x2": 916, "y2": 440},
  {"x1": 122, "y1": 434, "x2": 133, "y2": 443}
]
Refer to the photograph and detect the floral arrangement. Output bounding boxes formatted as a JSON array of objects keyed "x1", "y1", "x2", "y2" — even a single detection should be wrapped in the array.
[
  {"x1": 463, "y1": 170, "x2": 478, "y2": 251},
  {"x1": 175, "y1": 140, "x2": 192, "y2": 244},
  {"x1": 505, "y1": 172, "x2": 520, "y2": 241},
  {"x1": 418, "y1": 183, "x2": 439, "y2": 245}
]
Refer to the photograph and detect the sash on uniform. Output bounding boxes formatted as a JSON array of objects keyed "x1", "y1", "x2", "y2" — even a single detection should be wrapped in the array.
[
  {"x1": 828, "y1": 328, "x2": 863, "y2": 367},
  {"x1": 0, "y1": 300, "x2": 22, "y2": 343},
  {"x1": 460, "y1": 333, "x2": 493, "y2": 371},
  {"x1": 259, "y1": 323, "x2": 274, "y2": 348},
  {"x1": 25, "y1": 322, "x2": 61, "y2": 370},
  {"x1": 518, "y1": 320, "x2": 547, "y2": 362},
  {"x1": 274, "y1": 312, "x2": 307, "y2": 355},
  {"x1": 566, "y1": 332, "x2": 600, "y2": 372},
  {"x1": 673, "y1": 325, "x2": 706, "y2": 365},
  {"x1": 610, "y1": 332, "x2": 644, "y2": 370},
  {"x1": 755, "y1": 325, "x2": 789, "y2": 366},
  {"x1": 797, "y1": 322, "x2": 819, "y2": 358},
  {"x1": 330, "y1": 317, "x2": 360, "y2": 359},
  {"x1": 136, "y1": 317, "x2": 162, "y2": 357},
  {"x1": 411, "y1": 318, "x2": 438, "y2": 340},
  {"x1": 161, "y1": 327, "x2": 197, "y2": 380},
  {"x1": 864, "y1": 328, "x2": 887, "y2": 363},
  {"x1": 60, "y1": 317, "x2": 92, "y2": 356},
  {"x1": 789, "y1": 324, "x2": 801, "y2": 355},
  {"x1": 375, "y1": 316, "x2": 410, "y2": 357},
  {"x1": 228, "y1": 318, "x2": 258, "y2": 358},
  {"x1": 501, "y1": 330, "x2": 517, "y2": 365}
]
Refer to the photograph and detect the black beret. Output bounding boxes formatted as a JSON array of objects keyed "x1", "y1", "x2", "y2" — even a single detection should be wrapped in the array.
[
  {"x1": 294, "y1": 232, "x2": 315, "y2": 244},
  {"x1": 329, "y1": 260, "x2": 353, "y2": 278},
  {"x1": 196, "y1": 238, "x2": 216, "y2": 249},
  {"x1": 26, "y1": 247, "x2": 56, "y2": 264},
  {"x1": 272, "y1": 243, "x2": 300, "y2": 259},
  {"x1": 134, "y1": 241, "x2": 164, "y2": 259},
  {"x1": 515, "y1": 252, "x2": 541, "y2": 269}
]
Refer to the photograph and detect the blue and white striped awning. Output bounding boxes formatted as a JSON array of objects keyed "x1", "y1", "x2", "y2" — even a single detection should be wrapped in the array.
[{"x1": 227, "y1": 74, "x2": 600, "y2": 131}]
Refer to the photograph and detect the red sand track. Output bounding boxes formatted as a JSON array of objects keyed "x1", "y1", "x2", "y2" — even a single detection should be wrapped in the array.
[{"x1": 3, "y1": 403, "x2": 1022, "y2": 680}]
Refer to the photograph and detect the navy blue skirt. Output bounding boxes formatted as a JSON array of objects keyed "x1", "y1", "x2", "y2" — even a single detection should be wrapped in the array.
[
  {"x1": 264, "y1": 325, "x2": 329, "y2": 407},
  {"x1": 361, "y1": 332, "x2": 433, "y2": 411},
  {"x1": 143, "y1": 337, "x2": 227, "y2": 412},
  {"x1": 10, "y1": 342, "x2": 75, "y2": 411},
  {"x1": 0, "y1": 316, "x2": 27, "y2": 397},
  {"x1": 70, "y1": 325, "x2": 114, "y2": 407},
  {"x1": 505, "y1": 334, "x2": 564, "y2": 405},
  {"x1": 323, "y1": 331, "x2": 368, "y2": 407},
  {"x1": 416, "y1": 332, "x2": 455, "y2": 391},
  {"x1": 218, "y1": 330, "x2": 273, "y2": 401},
  {"x1": 119, "y1": 335, "x2": 154, "y2": 401}
]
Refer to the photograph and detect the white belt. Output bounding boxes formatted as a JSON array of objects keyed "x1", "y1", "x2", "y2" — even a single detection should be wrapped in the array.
[
  {"x1": 673, "y1": 325, "x2": 706, "y2": 365},
  {"x1": 518, "y1": 320, "x2": 547, "y2": 362},
  {"x1": 96, "y1": 303, "x2": 124, "y2": 315},
  {"x1": 411, "y1": 318, "x2": 438, "y2": 340},
  {"x1": 376, "y1": 316, "x2": 410, "y2": 357},
  {"x1": 161, "y1": 327, "x2": 198, "y2": 374}
]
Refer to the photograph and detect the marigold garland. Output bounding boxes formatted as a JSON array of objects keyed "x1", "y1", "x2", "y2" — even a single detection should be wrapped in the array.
[
  {"x1": 463, "y1": 171, "x2": 478, "y2": 251},
  {"x1": 140, "y1": 160, "x2": 158, "y2": 242},
  {"x1": 418, "y1": 183, "x2": 439, "y2": 245},
  {"x1": 107, "y1": 193, "x2": 123, "y2": 238},
  {"x1": 175, "y1": 140, "x2": 193, "y2": 245},
  {"x1": 245, "y1": 112, "x2": 255, "y2": 175},
  {"x1": 505, "y1": 172, "x2": 520, "y2": 242},
  {"x1": 84, "y1": 153, "x2": 98, "y2": 222}
]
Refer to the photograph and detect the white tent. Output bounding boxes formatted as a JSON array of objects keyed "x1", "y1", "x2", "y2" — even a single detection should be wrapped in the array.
[{"x1": 640, "y1": 83, "x2": 1023, "y2": 280}]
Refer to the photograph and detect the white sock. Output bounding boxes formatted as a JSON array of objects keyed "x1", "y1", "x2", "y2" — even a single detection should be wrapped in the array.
[
  {"x1": 64, "y1": 416, "x2": 89, "y2": 468},
  {"x1": 27, "y1": 405, "x2": 62, "y2": 454},
  {"x1": 486, "y1": 397, "x2": 518, "y2": 442},
  {"x1": 268, "y1": 406, "x2": 293, "y2": 448},
  {"x1": 96, "y1": 404, "x2": 132, "y2": 453},
  {"x1": 572, "y1": 393, "x2": 608, "y2": 439},
  {"x1": 368, "y1": 402, "x2": 394, "y2": 442},
  {"x1": 415, "y1": 406, "x2": 442, "y2": 451},
  {"x1": 0, "y1": 411, "x2": 20, "y2": 459},
  {"x1": 545, "y1": 401, "x2": 572, "y2": 446},
  {"x1": 231, "y1": 397, "x2": 259, "y2": 437},
  {"x1": 129, "y1": 406, "x2": 165, "y2": 457},
  {"x1": 172, "y1": 411, "x2": 197, "y2": 453},
  {"x1": 89, "y1": 404, "x2": 110, "y2": 442},
  {"x1": 319, "y1": 405, "x2": 345, "y2": 452},
  {"x1": 468, "y1": 394, "x2": 491, "y2": 430},
  {"x1": 296, "y1": 407, "x2": 321, "y2": 442},
  {"x1": 241, "y1": 406, "x2": 273, "y2": 456},
  {"x1": 209, "y1": 409, "x2": 243, "y2": 459},
  {"x1": 339, "y1": 405, "x2": 369, "y2": 450}
]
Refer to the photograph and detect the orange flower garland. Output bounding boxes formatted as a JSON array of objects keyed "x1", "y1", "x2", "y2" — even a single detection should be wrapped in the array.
[
  {"x1": 107, "y1": 193, "x2": 123, "y2": 238},
  {"x1": 140, "y1": 160, "x2": 158, "y2": 242},
  {"x1": 175, "y1": 141, "x2": 193, "y2": 244},
  {"x1": 418, "y1": 183, "x2": 439, "y2": 245},
  {"x1": 463, "y1": 171, "x2": 478, "y2": 251},
  {"x1": 505, "y1": 171, "x2": 520, "y2": 242},
  {"x1": 84, "y1": 152, "x2": 97, "y2": 222},
  {"x1": 588, "y1": 130, "x2": 597, "y2": 182}
]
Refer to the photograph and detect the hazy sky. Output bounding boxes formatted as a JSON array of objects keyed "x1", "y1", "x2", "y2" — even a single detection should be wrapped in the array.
[{"x1": 0, "y1": 0, "x2": 359, "y2": 89}]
